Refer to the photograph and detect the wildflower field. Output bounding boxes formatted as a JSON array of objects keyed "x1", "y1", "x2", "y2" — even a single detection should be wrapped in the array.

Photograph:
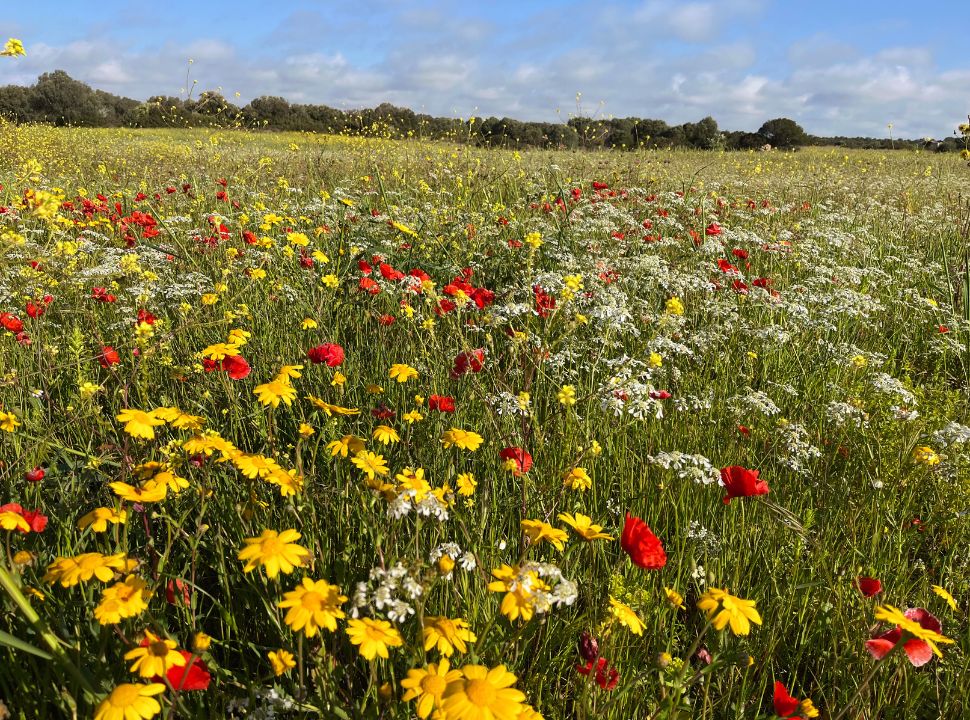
[{"x1": 1, "y1": 123, "x2": 969, "y2": 720}]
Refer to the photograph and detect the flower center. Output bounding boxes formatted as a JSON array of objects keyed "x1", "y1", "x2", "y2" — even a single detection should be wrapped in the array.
[
  {"x1": 302, "y1": 591, "x2": 322, "y2": 610},
  {"x1": 464, "y1": 679, "x2": 496, "y2": 706},
  {"x1": 149, "y1": 640, "x2": 170, "y2": 657},
  {"x1": 422, "y1": 674, "x2": 447, "y2": 696}
]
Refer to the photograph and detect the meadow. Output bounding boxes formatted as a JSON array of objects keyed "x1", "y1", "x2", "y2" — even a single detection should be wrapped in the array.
[{"x1": 0, "y1": 123, "x2": 969, "y2": 719}]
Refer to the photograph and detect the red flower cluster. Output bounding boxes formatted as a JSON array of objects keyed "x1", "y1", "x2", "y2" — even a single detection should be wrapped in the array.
[
  {"x1": 499, "y1": 447, "x2": 533, "y2": 475},
  {"x1": 620, "y1": 513, "x2": 667, "y2": 569},
  {"x1": 0, "y1": 503, "x2": 48, "y2": 533},
  {"x1": 773, "y1": 682, "x2": 803, "y2": 718},
  {"x1": 451, "y1": 349, "x2": 485, "y2": 378},
  {"x1": 153, "y1": 650, "x2": 211, "y2": 691},
  {"x1": 98, "y1": 346, "x2": 121, "y2": 367},
  {"x1": 856, "y1": 576, "x2": 882, "y2": 598},
  {"x1": 307, "y1": 343, "x2": 345, "y2": 367},
  {"x1": 202, "y1": 354, "x2": 251, "y2": 380},
  {"x1": 576, "y1": 657, "x2": 619, "y2": 690},
  {"x1": 719, "y1": 466, "x2": 769, "y2": 504},
  {"x1": 428, "y1": 395, "x2": 455, "y2": 412},
  {"x1": 533, "y1": 285, "x2": 556, "y2": 318}
]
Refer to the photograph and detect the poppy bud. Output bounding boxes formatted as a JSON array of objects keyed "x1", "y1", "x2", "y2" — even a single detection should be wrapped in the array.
[
  {"x1": 24, "y1": 466, "x2": 45, "y2": 483},
  {"x1": 579, "y1": 630, "x2": 599, "y2": 662}
]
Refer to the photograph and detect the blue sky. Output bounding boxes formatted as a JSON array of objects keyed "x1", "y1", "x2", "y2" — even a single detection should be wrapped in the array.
[{"x1": 2, "y1": 1, "x2": 967, "y2": 138}]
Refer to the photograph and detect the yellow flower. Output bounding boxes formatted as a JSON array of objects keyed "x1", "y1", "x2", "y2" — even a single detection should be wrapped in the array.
[
  {"x1": 401, "y1": 659, "x2": 462, "y2": 719},
  {"x1": 95, "y1": 576, "x2": 150, "y2": 625},
  {"x1": 697, "y1": 588, "x2": 763, "y2": 636},
  {"x1": 442, "y1": 664, "x2": 526, "y2": 720},
  {"x1": 912, "y1": 446, "x2": 941, "y2": 466},
  {"x1": 238, "y1": 529, "x2": 310, "y2": 579},
  {"x1": 299, "y1": 423, "x2": 315, "y2": 438},
  {"x1": 456, "y1": 472, "x2": 477, "y2": 496},
  {"x1": 801, "y1": 699, "x2": 820, "y2": 718},
  {"x1": 0, "y1": 409, "x2": 21, "y2": 432},
  {"x1": 200, "y1": 342, "x2": 240, "y2": 360},
  {"x1": 521, "y1": 519, "x2": 568, "y2": 551},
  {"x1": 563, "y1": 467, "x2": 592, "y2": 491},
  {"x1": 609, "y1": 596, "x2": 645, "y2": 635},
  {"x1": 79, "y1": 382, "x2": 102, "y2": 398},
  {"x1": 109, "y1": 480, "x2": 168, "y2": 504},
  {"x1": 268, "y1": 649, "x2": 296, "y2": 676},
  {"x1": 116, "y1": 409, "x2": 165, "y2": 440},
  {"x1": 124, "y1": 631, "x2": 186, "y2": 678},
  {"x1": 331, "y1": 370, "x2": 347, "y2": 386},
  {"x1": 346, "y1": 617, "x2": 404, "y2": 660},
  {"x1": 352, "y1": 450, "x2": 390, "y2": 479},
  {"x1": 423, "y1": 616, "x2": 477, "y2": 656},
  {"x1": 664, "y1": 586, "x2": 686, "y2": 610},
  {"x1": 44, "y1": 553, "x2": 136, "y2": 587},
  {"x1": 277, "y1": 364, "x2": 304, "y2": 380},
  {"x1": 1, "y1": 39, "x2": 26, "y2": 57},
  {"x1": 557, "y1": 512, "x2": 612, "y2": 541},
  {"x1": 403, "y1": 410, "x2": 424, "y2": 424},
  {"x1": 665, "y1": 297, "x2": 685, "y2": 315},
  {"x1": 389, "y1": 363, "x2": 419, "y2": 382},
  {"x1": 488, "y1": 565, "x2": 546, "y2": 622},
  {"x1": 0, "y1": 511, "x2": 30, "y2": 533},
  {"x1": 440, "y1": 428, "x2": 484, "y2": 451},
  {"x1": 278, "y1": 578, "x2": 347, "y2": 637},
  {"x1": 192, "y1": 632, "x2": 212, "y2": 653},
  {"x1": 648, "y1": 352, "x2": 663, "y2": 368},
  {"x1": 306, "y1": 395, "x2": 361, "y2": 416},
  {"x1": 301, "y1": 318, "x2": 318, "y2": 330},
  {"x1": 932, "y1": 585, "x2": 959, "y2": 612},
  {"x1": 327, "y1": 435, "x2": 367, "y2": 457},
  {"x1": 557, "y1": 385, "x2": 577, "y2": 406},
  {"x1": 850, "y1": 354, "x2": 868, "y2": 369},
  {"x1": 874, "y1": 605, "x2": 954, "y2": 657},
  {"x1": 525, "y1": 232, "x2": 542, "y2": 248},
  {"x1": 254, "y1": 377, "x2": 297, "y2": 408},
  {"x1": 372, "y1": 425, "x2": 401, "y2": 445},
  {"x1": 94, "y1": 683, "x2": 166, "y2": 720}
]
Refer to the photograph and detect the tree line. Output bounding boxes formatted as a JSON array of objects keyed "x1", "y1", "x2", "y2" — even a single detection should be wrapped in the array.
[{"x1": 0, "y1": 70, "x2": 964, "y2": 153}]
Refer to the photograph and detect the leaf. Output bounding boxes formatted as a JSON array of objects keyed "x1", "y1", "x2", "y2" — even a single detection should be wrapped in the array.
[{"x1": 0, "y1": 629, "x2": 53, "y2": 660}]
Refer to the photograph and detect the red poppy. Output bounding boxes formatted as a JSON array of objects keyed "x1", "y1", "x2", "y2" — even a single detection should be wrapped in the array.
[
  {"x1": 377, "y1": 314, "x2": 396, "y2": 326},
  {"x1": 220, "y1": 354, "x2": 251, "y2": 380},
  {"x1": 428, "y1": 395, "x2": 455, "y2": 413},
  {"x1": 706, "y1": 222, "x2": 722, "y2": 236},
  {"x1": 371, "y1": 405, "x2": 396, "y2": 420},
  {"x1": 154, "y1": 651, "x2": 211, "y2": 691},
  {"x1": 25, "y1": 301, "x2": 45, "y2": 319},
  {"x1": 719, "y1": 466, "x2": 769, "y2": 504},
  {"x1": 0, "y1": 312, "x2": 24, "y2": 333},
  {"x1": 307, "y1": 343, "x2": 345, "y2": 367},
  {"x1": 717, "y1": 258, "x2": 739, "y2": 274},
  {"x1": 731, "y1": 248, "x2": 749, "y2": 260},
  {"x1": 359, "y1": 277, "x2": 380, "y2": 295},
  {"x1": 24, "y1": 466, "x2": 45, "y2": 483},
  {"x1": 856, "y1": 577, "x2": 882, "y2": 598},
  {"x1": 533, "y1": 285, "x2": 556, "y2": 318},
  {"x1": 136, "y1": 308, "x2": 157, "y2": 326},
  {"x1": 98, "y1": 346, "x2": 121, "y2": 367},
  {"x1": 772, "y1": 681, "x2": 800, "y2": 718},
  {"x1": 576, "y1": 657, "x2": 619, "y2": 690},
  {"x1": 866, "y1": 608, "x2": 944, "y2": 667},
  {"x1": 166, "y1": 579, "x2": 191, "y2": 606},
  {"x1": 451, "y1": 349, "x2": 485, "y2": 378},
  {"x1": 620, "y1": 513, "x2": 666, "y2": 569},
  {"x1": 499, "y1": 447, "x2": 533, "y2": 475}
]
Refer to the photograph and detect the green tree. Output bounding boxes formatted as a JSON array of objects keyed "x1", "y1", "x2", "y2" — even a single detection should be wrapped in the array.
[{"x1": 757, "y1": 118, "x2": 807, "y2": 148}]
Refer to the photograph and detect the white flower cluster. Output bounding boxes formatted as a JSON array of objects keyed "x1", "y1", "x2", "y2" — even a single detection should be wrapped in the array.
[
  {"x1": 429, "y1": 543, "x2": 477, "y2": 578},
  {"x1": 511, "y1": 562, "x2": 578, "y2": 614},
  {"x1": 729, "y1": 389, "x2": 781, "y2": 417},
  {"x1": 647, "y1": 451, "x2": 720, "y2": 485},
  {"x1": 351, "y1": 563, "x2": 424, "y2": 623},
  {"x1": 826, "y1": 401, "x2": 869, "y2": 429}
]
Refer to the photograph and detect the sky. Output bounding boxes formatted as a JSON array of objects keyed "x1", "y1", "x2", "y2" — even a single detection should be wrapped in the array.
[{"x1": 1, "y1": 0, "x2": 968, "y2": 139}]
